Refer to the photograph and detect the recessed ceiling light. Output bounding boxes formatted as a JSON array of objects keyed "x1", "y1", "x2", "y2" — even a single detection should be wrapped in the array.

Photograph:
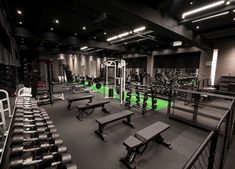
[
  {"x1": 182, "y1": 1, "x2": 225, "y2": 19},
  {"x1": 133, "y1": 26, "x2": 146, "y2": 33},
  {"x1": 50, "y1": 27, "x2": 54, "y2": 31},
  {"x1": 75, "y1": 32, "x2": 77, "y2": 36},
  {"x1": 190, "y1": 1, "x2": 193, "y2": 5},
  {"x1": 82, "y1": 26, "x2": 86, "y2": 30},
  {"x1": 233, "y1": 18, "x2": 235, "y2": 20},
  {"x1": 55, "y1": 19, "x2": 59, "y2": 24},
  {"x1": 226, "y1": 1, "x2": 231, "y2": 5},
  {"x1": 19, "y1": 21, "x2": 22, "y2": 25},
  {"x1": 94, "y1": 36, "x2": 96, "y2": 39},
  {"x1": 17, "y1": 10, "x2": 22, "y2": 15},
  {"x1": 80, "y1": 46, "x2": 88, "y2": 50},
  {"x1": 192, "y1": 11, "x2": 229, "y2": 23},
  {"x1": 104, "y1": 32, "x2": 107, "y2": 35},
  {"x1": 196, "y1": 26, "x2": 200, "y2": 29}
]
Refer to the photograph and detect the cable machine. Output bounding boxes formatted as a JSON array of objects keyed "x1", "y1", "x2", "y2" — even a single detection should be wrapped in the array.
[{"x1": 102, "y1": 59, "x2": 126, "y2": 104}]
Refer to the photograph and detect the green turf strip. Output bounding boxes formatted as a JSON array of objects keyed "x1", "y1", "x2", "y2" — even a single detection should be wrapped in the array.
[{"x1": 87, "y1": 83, "x2": 169, "y2": 111}]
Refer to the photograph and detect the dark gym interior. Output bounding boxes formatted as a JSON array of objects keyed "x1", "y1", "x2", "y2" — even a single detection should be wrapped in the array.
[{"x1": 0, "y1": 0, "x2": 235, "y2": 169}]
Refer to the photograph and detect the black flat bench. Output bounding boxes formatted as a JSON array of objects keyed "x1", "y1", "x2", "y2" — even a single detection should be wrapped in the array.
[
  {"x1": 76, "y1": 101, "x2": 110, "y2": 120},
  {"x1": 120, "y1": 121, "x2": 172, "y2": 169},
  {"x1": 95, "y1": 110, "x2": 135, "y2": 142},
  {"x1": 67, "y1": 95, "x2": 93, "y2": 110}
]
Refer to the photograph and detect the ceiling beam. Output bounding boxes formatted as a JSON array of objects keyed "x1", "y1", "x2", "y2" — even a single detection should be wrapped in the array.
[
  {"x1": 80, "y1": 0, "x2": 211, "y2": 51},
  {"x1": 202, "y1": 27, "x2": 235, "y2": 40},
  {"x1": 84, "y1": 40, "x2": 126, "y2": 52}
]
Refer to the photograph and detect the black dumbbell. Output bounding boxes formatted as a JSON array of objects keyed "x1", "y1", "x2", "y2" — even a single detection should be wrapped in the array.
[
  {"x1": 11, "y1": 133, "x2": 60, "y2": 145},
  {"x1": 48, "y1": 163, "x2": 78, "y2": 169},
  {"x1": 15, "y1": 116, "x2": 50, "y2": 122},
  {"x1": 10, "y1": 152, "x2": 71, "y2": 169},
  {"x1": 13, "y1": 126, "x2": 57, "y2": 134},
  {"x1": 11, "y1": 139, "x2": 65, "y2": 156},
  {"x1": 13, "y1": 121, "x2": 53, "y2": 128}
]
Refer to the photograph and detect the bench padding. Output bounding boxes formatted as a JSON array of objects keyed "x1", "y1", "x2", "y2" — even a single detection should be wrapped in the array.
[
  {"x1": 124, "y1": 136, "x2": 143, "y2": 148},
  {"x1": 135, "y1": 121, "x2": 170, "y2": 142},
  {"x1": 96, "y1": 110, "x2": 134, "y2": 124},
  {"x1": 77, "y1": 101, "x2": 110, "y2": 109},
  {"x1": 67, "y1": 95, "x2": 93, "y2": 101}
]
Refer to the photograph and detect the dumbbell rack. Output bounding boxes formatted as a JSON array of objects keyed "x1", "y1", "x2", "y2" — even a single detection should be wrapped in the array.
[
  {"x1": 125, "y1": 84, "x2": 150, "y2": 114},
  {"x1": 0, "y1": 97, "x2": 77, "y2": 169}
]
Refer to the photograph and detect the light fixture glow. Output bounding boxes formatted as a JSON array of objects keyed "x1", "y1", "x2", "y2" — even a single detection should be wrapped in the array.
[
  {"x1": 104, "y1": 32, "x2": 106, "y2": 35},
  {"x1": 82, "y1": 26, "x2": 86, "y2": 30},
  {"x1": 210, "y1": 49, "x2": 218, "y2": 85},
  {"x1": 17, "y1": 10, "x2": 22, "y2": 15},
  {"x1": 233, "y1": 9, "x2": 235, "y2": 12},
  {"x1": 80, "y1": 46, "x2": 88, "y2": 50},
  {"x1": 118, "y1": 32, "x2": 129, "y2": 38},
  {"x1": 50, "y1": 27, "x2": 54, "y2": 31},
  {"x1": 196, "y1": 26, "x2": 200, "y2": 29},
  {"x1": 233, "y1": 18, "x2": 235, "y2": 20},
  {"x1": 19, "y1": 21, "x2": 22, "y2": 25},
  {"x1": 226, "y1": 1, "x2": 231, "y2": 5},
  {"x1": 182, "y1": 1, "x2": 225, "y2": 19},
  {"x1": 107, "y1": 36, "x2": 118, "y2": 41},
  {"x1": 192, "y1": 11, "x2": 229, "y2": 23},
  {"x1": 190, "y1": 1, "x2": 193, "y2": 5},
  {"x1": 133, "y1": 26, "x2": 146, "y2": 33},
  {"x1": 55, "y1": 19, "x2": 59, "y2": 24},
  {"x1": 75, "y1": 32, "x2": 77, "y2": 35}
]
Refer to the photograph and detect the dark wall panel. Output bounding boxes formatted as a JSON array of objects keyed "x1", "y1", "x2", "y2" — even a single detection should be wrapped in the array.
[
  {"x1": 154, "y1": 52, "x2": 200, "y2": 68},
  {"x1": 125, "y1": 57, "x2": 147, "y2": 68}
]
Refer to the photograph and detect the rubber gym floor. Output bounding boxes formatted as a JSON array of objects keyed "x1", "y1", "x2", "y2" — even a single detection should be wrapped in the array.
[{"x1": 41, "y1": 89, "x2": 208, "y2": 169}]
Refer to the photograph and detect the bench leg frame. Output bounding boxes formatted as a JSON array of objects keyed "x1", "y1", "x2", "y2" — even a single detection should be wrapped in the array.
[
  {"x1": 95, "y1": 124, "x2": 108, "y2": 142},
  {"x1": 120, "y1": 145, "x2": 142, "y2": 169},
  {"x1": 76, "y1": 110, "x2": 86, "y2": 121},
  {"x1": 67, "y1": 101, "x2": 72, "y2": 110},
  {"x1": 122, "y1": 116, "x2": 134, "y2": 128},
  {"x1": 155, "y1": 135, "x2": 172, "y2": 149},
  {"x1": 101, "y1": 106, "x2": 110, "y2": 114}
]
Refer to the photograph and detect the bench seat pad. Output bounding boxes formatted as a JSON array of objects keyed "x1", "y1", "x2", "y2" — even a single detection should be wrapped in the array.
[
  {"x1": 124, "y1": 136, "x2": 143, "y2": 148},
  {"x1": 135, "y1": 121, "x2": 170, "y2": 142},
  {"x1": 96, "y1": 110, "x2": 134, "y2": 124},
  {"x1": 67, "y1": 95, "x2": 93, "y2": 101}
]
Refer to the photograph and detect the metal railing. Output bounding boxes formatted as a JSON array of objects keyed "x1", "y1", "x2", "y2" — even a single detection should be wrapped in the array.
[{"x1": 182, "y1": 98, "x2": 235, "y2": 169}]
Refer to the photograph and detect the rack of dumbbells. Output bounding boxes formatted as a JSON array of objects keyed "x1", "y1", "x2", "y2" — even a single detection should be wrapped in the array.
[
  {"x1": 0, "y1": 97, "x2": 77, "y2": 169},
  {"x1": 125, "y1": 84, "x2": 149, "y2": 114}
]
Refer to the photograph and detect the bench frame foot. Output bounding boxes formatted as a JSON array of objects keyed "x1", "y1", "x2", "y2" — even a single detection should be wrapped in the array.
[
  {"x1": 95, "y1": 124, "x2": 108, "y2": 142},
  {"x1": 120, "y1": 158, "x2": 136, "y2": 169},
  {"x1": 155, "y1": 135, "x2": 172, "y2": 149}
]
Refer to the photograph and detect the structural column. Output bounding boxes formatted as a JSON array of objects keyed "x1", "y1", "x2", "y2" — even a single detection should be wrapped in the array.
[{"x1": 147, "y1": 54, "x2": 154, "y2": 78}]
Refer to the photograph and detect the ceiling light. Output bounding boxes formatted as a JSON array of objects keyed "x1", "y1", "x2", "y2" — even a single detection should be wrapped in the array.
[
  {"x1": 107, "y1": 36, "x2": 118, "y2": 42},
  {"x1": 19, "y1": 21, "x2": 22, "y2": 25},
  {"x1": 190, "y1": 1, "x2": 193, "y2": 5},
  {"x1": 75, "y1": 33, "x2": 77, "y2": 36},
  {"x1": 182, "y1": 1, "x2": 225, "y2": 19},
  {"x1": 133, "y1": 26, "x2": 146, "y2": 33},
  {"x1": 80, "y1": 46, "x2": 88, "y2": 50},
  {"x1": 82, "y1": 26, "x2": 86, "y2": 30},
  {"x1": 55, "y1": 19, "x2": 59, "y2": 24},
  {"x1": 17, "y1": 10, "x2": 22, "y2": 15},
  {"x1": 192, "y1": 11, "x2": 229, "y2": 23},
  {"x1": 233, "y1": 18, "x2": 235, "y2": 20},
  {"x1": 196, "y1": 26, "x2": 200, "y2": 29},
  {"x1": 118, "y1": 32, "x2": 129, "y2": 38},
  {"x1": 50, "y1": 27, "x2": 54, "y2": 31},
  {"x1": 226, "y1": 1, "x2": 231, "y2": 5},
  {"x1": 94, "y1": 36, "x2": 96, "y2": 39},
  {"x1": 104, "y1": 32, "x2": 106, "y2": 35},
  {"x1": 233, "y1": 9, "x2": 235, "y2": 12}
]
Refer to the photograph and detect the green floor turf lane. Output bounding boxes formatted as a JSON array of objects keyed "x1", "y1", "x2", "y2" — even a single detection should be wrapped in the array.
[{"x1": 87, "y1": 84, "x2": 169, "y2": 111}]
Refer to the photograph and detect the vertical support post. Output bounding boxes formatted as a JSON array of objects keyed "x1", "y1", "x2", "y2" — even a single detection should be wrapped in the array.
[{"x1": 207, "y1": 131, "x2": 218, "y2": 169}]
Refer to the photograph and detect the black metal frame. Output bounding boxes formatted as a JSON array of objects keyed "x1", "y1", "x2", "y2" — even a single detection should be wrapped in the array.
[{"x1": 182, "y1": 96, "x2": 235, "y2": 169}]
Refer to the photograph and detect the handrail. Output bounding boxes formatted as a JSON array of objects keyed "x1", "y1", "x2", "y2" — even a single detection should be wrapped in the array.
[
  {"x1": 172, "y1": 88, "x2": 235, "y2": 100},
  {"x1": 183, "y1": 131, "x2": 215, "y2": 169},
  {"x1": 216, "y1": 99, "x2": 235, "y2": 131}
]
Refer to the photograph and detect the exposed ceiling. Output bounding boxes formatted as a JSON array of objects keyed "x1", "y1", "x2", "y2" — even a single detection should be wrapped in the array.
[{"x1": 4, "y1": 0, "x2": 235, "y2": 56}]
